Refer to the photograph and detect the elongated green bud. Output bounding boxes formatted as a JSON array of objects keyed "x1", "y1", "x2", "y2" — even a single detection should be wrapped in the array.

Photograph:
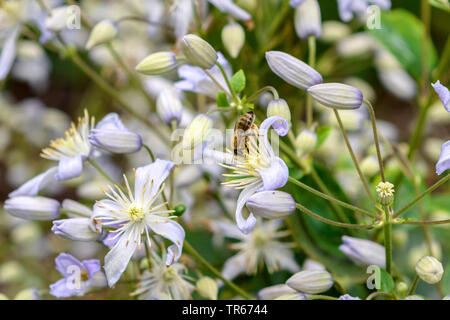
[{"x1": 180, "y1": 34, "x2": 218, "y2": 69}]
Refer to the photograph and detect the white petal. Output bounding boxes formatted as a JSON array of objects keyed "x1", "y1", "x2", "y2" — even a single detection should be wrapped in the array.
[
  {"x1": 235, "y1": 184, "x2": 260, "y2": 234},
  {"x1": 104, "y1": 227, "x2": 138, "y2": 287},
  {"x1": 134, "y1": 159, "x2": 174, "y2": 205},
  {"x1": 55, "y1": 155, "x2": 83, "y2": 181},
  {"x1": 222, "y1": 252, "x2": 247, "y2": 281},
  {"x1": 9, "y1": 166, "x2": 58, "y2": 198},
  {"x1": 146, "y1": 215, "x2": 185, "y2": 264},
  {"x1": 0, "y1": 27, "x2": 20, "y2": 81}
]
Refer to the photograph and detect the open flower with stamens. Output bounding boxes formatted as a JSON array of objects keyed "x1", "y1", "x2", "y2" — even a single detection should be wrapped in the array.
[
  {"x1": 92, "y1": 159, "x2": 185, "y2": 287},
  {"x1": 211, "y1": 219, "x2": 299, "y2": 280},
  {"x1": 202, "y1": 116, "x2": 290, "y2": 234},
  {"x1": 41, "y1": 109, "x2": 94, "y2": 181}
]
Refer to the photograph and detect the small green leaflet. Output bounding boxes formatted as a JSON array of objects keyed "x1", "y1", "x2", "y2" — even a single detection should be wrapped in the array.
[
  {"x1": 429, "y1": 0, "x2": 450, "y2": 12},
  {"x1": 230, "y1": 70, "x2": 246, "y2": 93},
  {"x1": 379, "y1": 268, "x2": 395, "y2": 293},
  {"x1": 216, "y1": 92, "x2": 230, "y2": 108}
]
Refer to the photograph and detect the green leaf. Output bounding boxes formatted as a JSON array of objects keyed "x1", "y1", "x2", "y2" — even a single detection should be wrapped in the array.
[
  {"x1": 216, "y1": 92, "x2": 230, "y2": 108},
  {"x1": 230, "y1": 69, "x2": 246, "y2": 93},
  {"x1": 379, "y1": 269, "x2": 395, "y2": 293},
  {"x1": 429, "y1": 0, "x2": 450, "y2": 12},
  {"x1": 368, "y1": 9, "x2": 438, "y2": 79},
  {"x1": 315, "y1": 126, "x2": 332, "y2": 150}
]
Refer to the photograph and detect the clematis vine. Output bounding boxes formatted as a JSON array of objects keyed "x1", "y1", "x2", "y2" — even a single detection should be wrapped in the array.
[
  {"x1": 92, "y1": 159, "x2": 185, "y2": 287},
  {"x1": 201, "y1": 116, "x2": 290, "y2": 234}
]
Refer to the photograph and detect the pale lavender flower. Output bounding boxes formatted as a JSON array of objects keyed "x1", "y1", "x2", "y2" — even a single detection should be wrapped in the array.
[
  {"x1": 201, "y1": 116, "x2": 290, "y2": 233},
  {"x1": 339, "y1": 236, "x2": 385, "y2": 268},
  {"x1": 294, "y1": 0, "x2": 321, "y2": 39},
  {"x1": 212, "y1": 219, "x2": 300, "y2": 280},
  {"x1": 49, "y1": 253, "x2": 106, "y2": 298},
  {"x1": 89, "y1": 113, "x2": 142, "y2": 154},
  {"x1": 265, "y1": 51, "x2": 323, "y2": 90},
  {"x1": 156, "y1": 89, "x2": 184, "y2": 125},
  {"x1": 338, "y1": 0, "x2": 391, "y2": 22},
  {"x1": 208, "y1": 0, "x2": 251, "y2": 21},
  {"x1": 436, "y1": 140, "x2": 450, "y2": 175},
  {"x1": 92, "y1": 159, "x2": 185, "y2": 287},
  {"x1": 4, "y1": 196, "x2": 60, "y2": 220},
  {"x1": 169, "y1": 0, "x2": 194, "y2": 38},
  {"x1": 175, "y1": 52, "x2": 232, "y2": 98},
  {"x1": 339, "y1": 294, "x2": 361, "y2": 300},
  {"x1": 41, "y1": 110, "x2": 94, "y2": 181},
  {"x1": 431, "y1": 81, "x2": 449, "y2": 112}
]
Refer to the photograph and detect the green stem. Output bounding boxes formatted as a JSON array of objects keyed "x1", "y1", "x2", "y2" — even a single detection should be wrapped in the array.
[
  {"x1": 106, "y1": 42, "x2": 155, "y2": 110},
  {"x1": 295, "y1": 203, "x2": 374, "y2": 230},
  {"x1": 216, "y1": 62, "x2": 238, "y2": 103},
  {"x1": 288, "y1": 176, "x2": 377, "y2": 219},
  {"x1": 183, "y1": 241, "x2": 253, "y2": 300},
  {"x1": 246, "y1": 86, "x2": 279, "y2": 102},
  {"x1": 142, "y1": 144, "x2": 156, "y2": 162},
  {"x1": 383, "y1": 205, "x2": 393, "y2": 275},
  {"x1": 403, "y1": 219, "x2": 450, "y2": 226},
  {"x1": 364, "y1": 99, "x2": 385, "y2": 182},
  {"x1": 394, "y1": 173, "x2": 449, "y2": 218},
  {"x1": 204, "y1": 69, "x2": 230, "y2": 97},
  {"x1": 88, "y1": 158, "x2": 118, "y2": 186},
  {"x1": 407, "y1": 275, "x2": 420, "y2": 296},
  {"x1": 306, "y1": 36, "x2": 316, "y2": 127},
  {"x1": 333, "y1": 109, "x2": 379, "y2": 209}
]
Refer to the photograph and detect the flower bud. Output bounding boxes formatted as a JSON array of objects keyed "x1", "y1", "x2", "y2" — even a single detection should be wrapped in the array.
[
  {"x1": 338, "y1": 294, "x2": 360, "y2": 300},
  {"x1": 183, "y1": 114, "x2": 213, "y2": 150},
  {"x1": 196, "y1": 277, "x2": 218, "y2": 300},
  {"x1": 85, "y1": 20, "x2": 118, "y2": 50},
  {"x1": 52, "y1": 218, "x2": 100, "y2": 241},
  {"x1": 267, "y1": 99, "x2": 291, "y2": 124},
  {"x1": 221, "y1": 22, "x2": 245, "y2": 58},
  {"x1": 180, "y1": 34, "x2": 218, "y2": 69},
  {"x1": 404, "y1": 295, "x2": 424, "y2": 300},
  {"x1": 274, "y1": 293, "x2": 307, "y2": 300},
  {"x1": 258, "y1": 284, "x2": 298, "y2": 300},
  {"x1": 396, "y1": 282, "x2": 408, "y2": 297},
  {"x1": 4, "y1": 196, "x2": 60, "y2": 220},
  {"x1": 135, "y1": 52, "x2": 178, "y2": 75},
  {"x1": 45, "y1": 6, "x2": 70, "y2": 32},
  {"x1": 156, "y1": 89, "x2": 183, "y2": 126},
  {"x1": 415, "y1": 256, "x2": 444, "y2": 284},
  {"x1": 339, "y1": 236, "x2": 385, "y2": 268},
  {"x1": 246, "y1": 191, "x2": 295, "y2": 219},
  {"x1": 89, "y1": 113, "x2": 142, "y2": 154},
  {"x1": 436, "y1": 140, "x2": 450, "y2": 175},
  {"x1": 294, "y1": 0, "x2": 321, "y2": 39},
  {"x1": 265, "y1": 51, "x2": 323, "y2": 90},
  {"x1": 286, "y1": 270, "x2": 334, "y2": 294},
  {"x1": 361, "y1": 155, "x2": 379, "y2": 177},
  {"x1": 376, "y1": 181, "x2": 394, "y2": 206},
  {"x1": 307, "y1": 83, "x2": 363, "y2": 110},
  {"x1": 320, "y1": 21, "x2": 351, "y2": 43},
  {"x1": 295, "y1": 129, "x2": 317, "y2": 156},
  {"x1": 14, "y1": 288, "x2": 41, "y2": 300}
]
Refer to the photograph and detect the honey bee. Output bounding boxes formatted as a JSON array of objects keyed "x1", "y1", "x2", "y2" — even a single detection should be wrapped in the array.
[{"x1": 232, "y1": 111, "x2": 259, "y2": 156}]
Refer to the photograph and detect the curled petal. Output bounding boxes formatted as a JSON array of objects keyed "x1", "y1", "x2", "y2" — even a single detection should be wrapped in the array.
[
  {"x1": 259, "y1": 157, "x2": 289, "y2": 191},
  {"x1": 52, "y1": 218, "x2": 100, "y2": 241},
  {"x1": 54, "y1": 253, "x2": 83, "y2": 277},
  {"x1": 235, "y1": 183, "x2": 260, "y2": 234}
]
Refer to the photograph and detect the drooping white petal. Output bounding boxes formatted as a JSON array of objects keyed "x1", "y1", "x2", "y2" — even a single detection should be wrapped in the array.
[
  {"x1": 0, "y1": 26, "x2": 20, "y2": 81},
  {"x1": 9, "y1": 166, "x2": 58, "y2": 198},
  {"x1": 221, "y1": 252, "x2": 247, "y2": 281},
  {"x1": 104, "y1": 227, "x2": 138, "y2": 287},
  {"x1": 259, "y1": 157, "x2": 289, "y2": 191}
]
